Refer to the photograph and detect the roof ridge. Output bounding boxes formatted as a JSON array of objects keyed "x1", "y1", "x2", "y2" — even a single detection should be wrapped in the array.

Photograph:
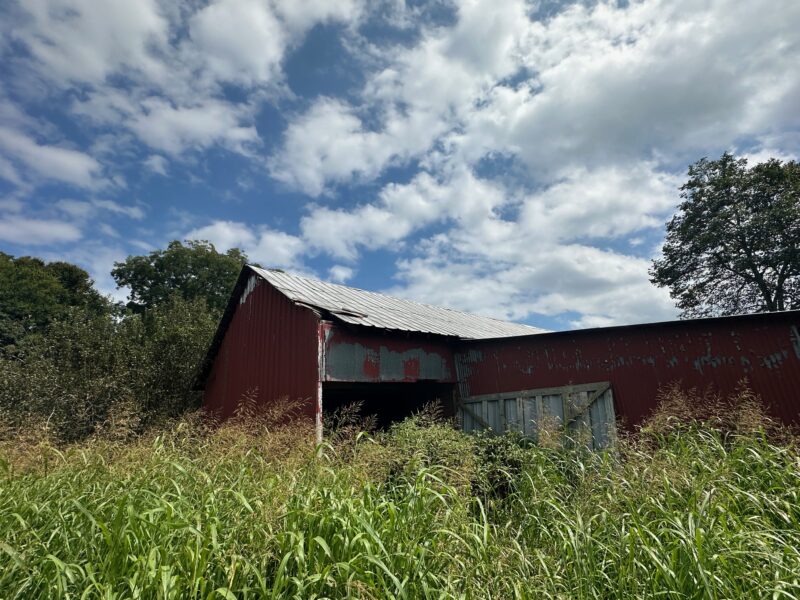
[{"x1": 248, "y1": 264, "x2": 538, "y2": 328}]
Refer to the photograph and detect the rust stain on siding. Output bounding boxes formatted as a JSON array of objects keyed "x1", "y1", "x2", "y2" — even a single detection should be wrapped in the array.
[
  {"x1": 323, "y1": 324, "x2": 456, "y2": 383},
  {"x1": 456, "y1": 312, "x2": 800, "y2": 427},
  {"x1": 325, "y1": 342, "x2": 452, "y2": 382}
]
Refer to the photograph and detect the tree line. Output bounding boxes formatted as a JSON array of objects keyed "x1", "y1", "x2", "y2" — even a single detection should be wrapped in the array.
[{"x1": 0, "y1": 241, "x2": 248, "y2": 441}]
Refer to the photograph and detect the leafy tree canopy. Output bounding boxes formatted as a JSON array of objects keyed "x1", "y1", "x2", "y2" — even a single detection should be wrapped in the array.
[
  {"x1": 0, "y1": 253, "x2": 108, "y2": 347},
  {"x1": 111, "y1": 240, "x2": 249, "y2": 315},
  {"x1": 651, "y1": 153, "x2": 800, "y2": 317}
]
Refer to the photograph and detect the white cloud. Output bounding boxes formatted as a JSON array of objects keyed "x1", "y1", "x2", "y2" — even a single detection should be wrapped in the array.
[
  {"x1": 269, "y1": 99, "x2": 409, "y2": 196},
  {"x1": 269, "y1": 0, "x2": 528, "y2": 194},
  {"x1": 7, "y1": 0, "x2": 366, "y2": 167},
  {"x1": 328, "y1": 265, "x2": 355, "y2": 283},
  {"x1": 273, "y1": 0, "x2": 364, "y2": 34},
  {"x1": 455, "y1": 0, "x2": 800, "y2": 175},
  {"x1": 13, "y1": 0, "x2": 169, "y2": 85},
  {"x1": 0, "y1": 127, "x2": 102, "y2": 188},
  {"x1": 0, "y1": 216, "x2": 82, "y2": 245},
  {"x1": 299, "y1": 161, "x2": 681, "y2": 324},
  {"x1": 300, "y1": 168, "x2": 507, "y2": 259},
  {"x1": 92, "y1": 199, "x2": 145, "y2": 220},
  {"x1": 0, "y1": 197, "x2": 23, "y2": 212},
  {"x1": 186, "y1": 220, "x2": 305, "y2": 270},
  {"x1": 129, "y1": 99, "x2": 260, "y2": 156},
  {"x1": 70, "y1": 91, "x2": 261, "y2": 159},
  {"x1": 249, "y1": 229, "x2": 306, "y2": 269},
  {"x1": 273, "y1": 0, "x2": 800, "y2": 195},
  {"x1": 264, "y1": 0, "x2": 800, "y2": 327},
  {"x1": 143, "y1": 154, "x2": 168, "y2": 176},
  {"x1": 56, "y1": 198, "x2": 145, "y2": 220},
  {"x1": 99, "y1": 223, "x2": 119, "y2": 238},
  {"x1": 0, "y1": 156, "x2": 24, "y2": 186},
  {"x1": 388, "y1": 239, "x2": 677, "y2": 326},
  {"x1": 55, "y1": 199, "x2": 94, "y2": 219},
  {"x1": 189, "y1": 0, "x2": 286, "y2": 86},
  {"x1": 186, "y1": 220, "x2": 257, "y2": 251}
]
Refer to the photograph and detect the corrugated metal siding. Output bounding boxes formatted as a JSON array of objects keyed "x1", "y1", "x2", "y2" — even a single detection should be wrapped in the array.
[
  {"x1": 251, "y1": 266, "x2": 544, "y2": 339},
  {"x1": 323, "y1": 322, "x2": 456, "y2": 383},
  {"x1": 456, "y1": 312, "x2": 800, "y2": 426},
  {"x1": 203, "y1": 275, "x2": 320, "y2": 420}
]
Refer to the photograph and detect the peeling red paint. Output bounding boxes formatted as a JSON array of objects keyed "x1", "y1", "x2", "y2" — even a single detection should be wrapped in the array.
[
  {"x1": 324, "y1": 324, "x2": 455, "y2": 383},
  {"x1": 403, "y1": 357, "x2": 421, "y2": 379},
  {"x1": 457, "y1": 312, "x2": 800, "y2": 427},
  {"x1": 362, "y1": 354, "x2": 381, "y2": 379}
]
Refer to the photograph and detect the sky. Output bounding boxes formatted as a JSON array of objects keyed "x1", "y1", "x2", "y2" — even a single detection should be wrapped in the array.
[{"x1": 0, "y1": 0, "x2": 798, "y2": 331}]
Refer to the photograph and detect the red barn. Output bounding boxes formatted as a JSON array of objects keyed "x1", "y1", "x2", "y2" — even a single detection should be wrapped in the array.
[{"x1": 196, "y1": 265, "x2": 800, "y2": 446}]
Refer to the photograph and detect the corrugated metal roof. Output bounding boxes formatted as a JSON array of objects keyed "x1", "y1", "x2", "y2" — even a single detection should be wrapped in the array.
[{"x1": 250, "y1": 265, "x2": 545, "y2": 339}]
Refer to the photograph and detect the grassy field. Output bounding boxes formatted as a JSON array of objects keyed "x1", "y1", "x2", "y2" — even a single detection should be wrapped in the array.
[{"x1": 1, "y1": 394, "x2": 799, "y2": 599}]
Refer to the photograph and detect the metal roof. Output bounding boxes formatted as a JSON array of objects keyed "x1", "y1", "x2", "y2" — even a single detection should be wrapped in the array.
[{"x1": 250, "y1": 265, "x2": 546, "y2": 339}]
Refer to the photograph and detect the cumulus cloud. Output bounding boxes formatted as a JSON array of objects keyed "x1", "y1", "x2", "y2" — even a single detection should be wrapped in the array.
[
  {"x1": 12, "y1": 0, "x2": 169, "y2": 86},
  {"x1": 262, "y1": 0, "x2": 799, "y2": 326},
  {"x1": 453, "y1": 0, "x2": 800, "y2": 175},
  {"x1": 0, "y1": 216, "x2": 82, "y2": 245},
  {"x1": 2, "y1": 0, "x2": 799, "y2": 329},
  {"x1": 273, "y1": 0, "x2": 800, "y2": 192},
  {"x1": 300, "y1": 168, "x2": 507, "y2": 259},
  {"x1": 186, "y1": 220, "x2": 305, "y2": 271},
  {"x1": 4, "y1": 0, "x2": 366, "y2": 166},
  {"x1": 328, "y1": 265, "x2": 355, "y2": 283},
  {"x1": 0, "y1": 127, "x2": 102, "y2": 188},
  {"x1": 292, "y1": 157, "x2": 681, "y2": 324},
  {"x1": 127, "y1": 99, "x2": 260, "y2": 157},
  {"x1": 268, "y1": 99, "x2": 414, "y2": 196},
  {"x1": 188, "y1": 0, "x2": 287, "y2": 86},
  {"x1": 388, "y1": 238, "x2": 676, "y2": 326}
]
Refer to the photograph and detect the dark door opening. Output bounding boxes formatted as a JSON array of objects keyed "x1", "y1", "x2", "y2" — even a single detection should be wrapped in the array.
[{"x1": 322, "y1": 381, "x2": 455, "y2": 431}]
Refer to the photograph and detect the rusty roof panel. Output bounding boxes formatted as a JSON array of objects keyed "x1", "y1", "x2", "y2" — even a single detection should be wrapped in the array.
[{"x1": 250, "y1": 266, "x2": 545, "y2": 339}]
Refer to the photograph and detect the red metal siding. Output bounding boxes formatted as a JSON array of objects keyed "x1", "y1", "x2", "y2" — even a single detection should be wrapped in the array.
[
  {"x1": 323, "y1": 322, "x2": 456, "y2": 383},
  {"x1": 457, "y1": 312, "x2": 800, "y2": 427},
  {"x1": 203, "y1": 276, "x2": 320, "y2": 420}
]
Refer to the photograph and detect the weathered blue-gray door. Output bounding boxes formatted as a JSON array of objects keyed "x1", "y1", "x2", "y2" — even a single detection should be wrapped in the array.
[{"x1": 459, "y1": 382, "x2": 616, "y2": 450}]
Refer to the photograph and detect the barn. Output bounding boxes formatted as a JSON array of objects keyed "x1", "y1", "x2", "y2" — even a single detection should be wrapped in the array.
[{"x1": 196, "y1": 265, "x2": 800, "y2": 446}]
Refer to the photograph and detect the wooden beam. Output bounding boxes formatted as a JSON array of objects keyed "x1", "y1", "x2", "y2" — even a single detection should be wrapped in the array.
[
  {"x1": 456, "y1": 398, "x2": 493, "y2": 431},
  {"x1": 565, "y1": 383, "x2": 611, "y2": 426}
]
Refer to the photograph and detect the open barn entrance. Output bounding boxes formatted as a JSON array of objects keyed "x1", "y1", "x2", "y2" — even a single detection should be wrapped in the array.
[{"x1": 322, "y1": 381, "x2": 455, "y2": 431}]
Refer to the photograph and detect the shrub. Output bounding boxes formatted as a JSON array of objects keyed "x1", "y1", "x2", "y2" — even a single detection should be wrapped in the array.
[{"x1": 0, "y1": 296, "x2": 216, "y2": 442}]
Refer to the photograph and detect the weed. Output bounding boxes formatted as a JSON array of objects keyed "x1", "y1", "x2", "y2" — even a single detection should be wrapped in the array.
[{"x1": 0, "y1": 387, "x2": 798, "y2": 598}]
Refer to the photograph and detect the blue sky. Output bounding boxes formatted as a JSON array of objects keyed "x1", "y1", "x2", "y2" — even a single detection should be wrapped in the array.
[{"x1": 0, "y1": 0, "x2": 798, "y2": 330}]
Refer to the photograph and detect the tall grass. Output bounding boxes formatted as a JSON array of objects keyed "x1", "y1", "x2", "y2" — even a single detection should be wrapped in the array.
[{"x1": 1, "y1": 389, "x2": 799, "y2": 599}]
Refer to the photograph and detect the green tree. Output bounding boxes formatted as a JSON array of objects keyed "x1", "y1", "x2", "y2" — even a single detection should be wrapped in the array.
[
  {"x1": 0, "y1": 296, "x2": 217, "y2": 442},
  {"x1": 111, "y1": 240, "x2": 248, "y2": 314},
  {"x1": 0, "y1": 253, "x2": 107, "y2": 348},
  {"x1": 650, "y1": 153, "x2": 800, "y2": 317}
]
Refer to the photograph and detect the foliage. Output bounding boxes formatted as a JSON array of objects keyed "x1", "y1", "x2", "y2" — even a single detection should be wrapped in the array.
[
  {"x1": 0, "y1": 296, "x2": 217, "y2": 442},
  {"x1": 0, "y1": 243, "x2": 237, "y2": 442},
  {"x1": 651, "y1": 152, "x2": 800, "y2": 317},
  {"x1": 1, "y1": 392, "x2": 798, "y2": 599},
  {"x1": 111, "y1": 240, "x2": 249, "y2": 315},
  {"x1": 0, "y1": 252, "x2": 108, "y2": 349}
]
